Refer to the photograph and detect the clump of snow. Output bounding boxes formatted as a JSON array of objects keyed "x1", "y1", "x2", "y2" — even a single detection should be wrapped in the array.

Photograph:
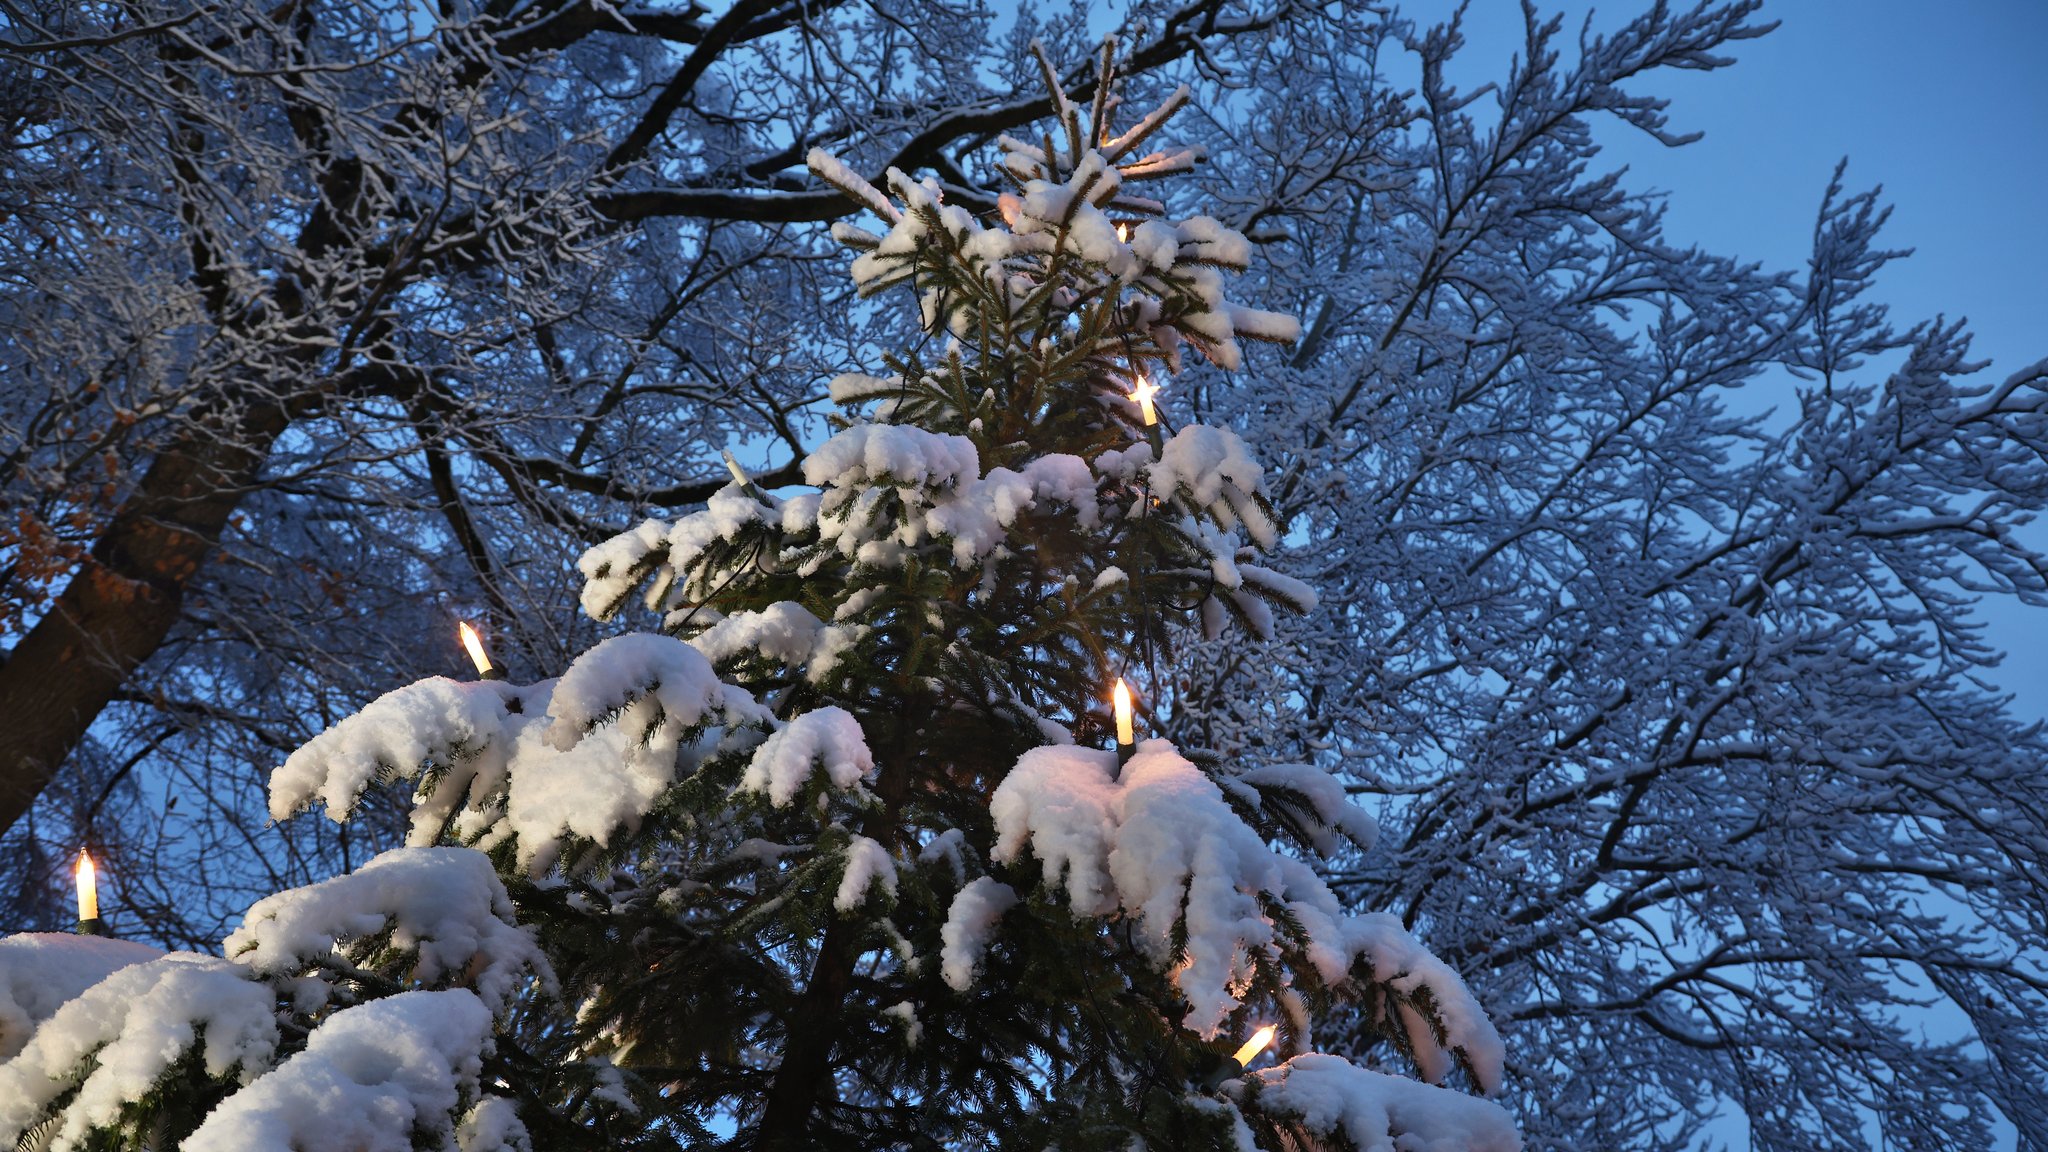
[
  {"x1": 923, "y1": 468, "x2": 1036, "y2": 564},
  {"x1": 182, "y1": 990, "x2": 493, "y2": 1152},
  {"x1": 1244, "y1": 1053, "x2": 1520, "y2": 1152},
  {"x1": 586, "y1": 1055, "x2": 636, "y2": 1113},
  {"x1": 828, "y1": 372, "x2": 904, "y2": 403},
  {"x1": 834, "y1": 835, "x2": 898, "y2": 912},
  {"x1": 803, "y1": 423, "x2": 979, "y2": 491},
  {"x1": 924, "y1": 454, "x2": 1101, "y2": 566},
  {"x1": 500, "y1": 712, "x2": 660, "y2": 875},
  {"x1": 1093, "y1": 441, "x2": 1154, "y2": 483},
  {"x1": 225, "y1": 846, "x2": 550, "y2": 1011},
  {"x1": 880, "y1": 1001, "x2": 922, "y2": 1049},
  {"x1": 768, "y1": 493, "x2": 815, "y2": 538},
  {"x1": 1332, "y1": 914, "x2": 1504, "y2": 1091},
  {"x1": 456, "y1": 1097, "x2": 530, "y2": 1152},
  {"x1": 0, "y1": 933, "x2": 161, "y2": 1060},
  {"x1": 689, "y1": 601, "x2": 861, "y2": 684},
  {"x1": 1240, "y1": 563, "x2": 1318, "y2": 613},
  {"x1": 1149, "y1": 424, "x2": 1275, "y2": 549},
  {"x1": 690, "y1": 601, "x2": 819, "y2": 666},
  {"x1": 806, "y1": 147, "x2": 900, "y2": 223},
  {"x1": 1223, "y1": 301, "x2": 1302, "y2": 345},
  {"x1": 988, "y1": 738, "x2": 1503, "y2": 1077},
  {"x1": 545, "y1": 631, "x2": 761, "y2": 753},
  {"x1": 0, "y1": 954, "x2": 277, "y2": 1151},
  {"x1": 829, "y1": 221, "x2": 881, "y2": 249},
  {"x1": 577, "y1": 486, "x2": 769, "y2": 621},
  {"x1": 1174, "y1": 216, "x2": 1252, "y2": 269},
  {"x1": 1227, "y1": 763, "x2": 1379, "y2": 856},
  {"x1": 919, "y1": 828, "x2": 969, "y2": 883},
  {"x1": 269, "y1": 676, "x2": 522, "y2": 828},
  {"x1": 269, "y1": 638, "x2": 767, "y2": 875},
  {"x1": 939, "y1": 877, "x2": 1019, "y2": 991},
  {"x1": 739, "y1": 706, "x2": 875, "y2": 808},
  {"x1": 989, "y1": 747, "x2": 1122, "y2": 913},
  {"x1": 844, "y1": 169, "x2": 947, "y2": 295},
  {"x1": 1127, "y1": 219, "x2": 1178, "y2": 270},
  {"x1": 576, "y1": 518, "x2": 672, "y2": 621}
]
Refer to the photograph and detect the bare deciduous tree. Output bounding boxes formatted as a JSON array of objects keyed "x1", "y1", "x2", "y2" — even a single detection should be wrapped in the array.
[{"x1": 1167, "y1": 5, "x2": 2048, "y2": 1147}]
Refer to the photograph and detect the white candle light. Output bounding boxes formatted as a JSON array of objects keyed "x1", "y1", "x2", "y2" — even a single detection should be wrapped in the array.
[
  {"x1": 1232, "y1": 1024, "x2": 1277, "y2": 1067},
  {"x1": 723, "y1": 449, "x2": 751, "y2": 488},
  {"x1": 1113, "y1": 678, "x2": 1136, "y2": 747},
  {"x1": 1130, "y1": 374, "x2": 1159, "y2": 426},
  {"x1": 458, "y1": 621, "x2": 493, "y2": 677},
  {"x1": 76, "y1": 849, "x2": 97, "y2": 922}
]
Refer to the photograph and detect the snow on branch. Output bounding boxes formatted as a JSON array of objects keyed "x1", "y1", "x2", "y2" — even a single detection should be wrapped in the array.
[
  {"x1": 577, "y1": 487, "x2": 770, "y2": 622},
  {"x1": 1151, "y1": 424, "x2": 1279, "y2": 549},
  {"x1": 802, "y1": 423, "x2": 980, "y2": 492},
  {"x1": 267, "y1": 676, "x2": 525, "y2": 829},
  {"x1": 0, "y1": 954, "x2": 278, "y2": 1151},
  {"x1": 806, "y1": 42, "x2": 1300, "y2": 381},
  {"x1": 268, "y1": 637, "x2": 770, "y2": 873},
  {"x1": 1225, "y1": 763, "x2": 1378, "y2": 857},
  {"x1": 544, "y1": 632, "x2": 765, "y2": 754},
  {"x1": 180, "y1": 990, "x2": 509, "y2": 1152},
  {"x1": 833, "y1": 834, "x2": 898, "y2": 913},
  {"x1": 1241, "y1": 1053, "x2": 1520, "y2": 1152},
  {"x1": 738, "y1": 706, "x2": 876, "y2": 808},
  {"x1": 939, "y1": 877, "x2": 1019, "y2": 991},
  {"x1": 0, "y1": 933, "x2": 161, "y2": 1061},
  {"x1": 804, "y1": 148, "x2": 901, "y2": 224},
  {"x1": 689, "y1": 601, "x2": 862, "y2": 684},
  {"x1": 225, "y1": 847, "x2": 552, "y2": 1011},
  {"x1": 979, "y1": 738, "x2": 1502, "y2": 1087}
]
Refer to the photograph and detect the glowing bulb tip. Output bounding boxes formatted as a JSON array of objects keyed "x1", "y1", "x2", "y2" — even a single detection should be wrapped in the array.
[
  {"x1": 458, "y1": 622, "x2": 494, "y2": 676},
  {"x1": 1232, "y1": 1024, "x2": 1278, "y2": 1067}
]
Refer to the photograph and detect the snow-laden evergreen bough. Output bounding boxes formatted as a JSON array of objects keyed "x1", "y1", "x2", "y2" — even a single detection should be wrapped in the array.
[{"x1": 0, "y1": 45, "x2": 1518, "y2": 1152}]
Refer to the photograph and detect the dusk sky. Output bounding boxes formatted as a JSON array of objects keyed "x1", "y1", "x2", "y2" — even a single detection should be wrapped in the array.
[{"x1": 1418, "y1": 0, "x2": 2048, "y2": 717}]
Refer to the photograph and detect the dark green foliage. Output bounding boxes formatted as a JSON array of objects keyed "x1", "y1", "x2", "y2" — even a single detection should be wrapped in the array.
[{"x1": 495, "y1": 45, "x2": 1341, "y2": 1152}]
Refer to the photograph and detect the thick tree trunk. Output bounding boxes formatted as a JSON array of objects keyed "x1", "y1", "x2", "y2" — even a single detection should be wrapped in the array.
[{"x1": 0, "y1": 401, "x2": 289, "y2": 833}]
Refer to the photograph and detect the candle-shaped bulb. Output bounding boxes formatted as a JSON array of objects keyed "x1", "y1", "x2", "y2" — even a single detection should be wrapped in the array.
[
  {"x1": 1116, "y1": 222, "x2": 1130, "y2": 243},
  {"x1": 1232, "y1": 1024, "x2": 1277, "y2": 1067},
  {"x1": 458, "y1": 621, "x2": 493, "y2": 677},
  {"x1": 723, "y1": 449, "x2": 751, "y2": 488},
  {"x1": 1130, "y1": 374, "x2": 1159, "y2": 426},
  {"x1": 1113, "y1": 678, "x2": 1136, "y2": 747},
  {"x1": 76, "y1": 849, "x2": 98, "y2": 922}
]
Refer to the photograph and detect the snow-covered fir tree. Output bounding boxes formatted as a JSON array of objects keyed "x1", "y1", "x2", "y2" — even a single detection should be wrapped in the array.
[{"x1": 0, "y1": 44, "x2": 1522, "y2": 1152}]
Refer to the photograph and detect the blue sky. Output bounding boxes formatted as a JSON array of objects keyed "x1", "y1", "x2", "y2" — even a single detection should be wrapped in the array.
[{"x1": 1410, "y1": 0, "x2": 2048, "y2": 716}]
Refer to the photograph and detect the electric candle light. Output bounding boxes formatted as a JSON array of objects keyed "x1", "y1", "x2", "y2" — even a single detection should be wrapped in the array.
[
  {"x1": 1112, "y1": 677, "x2": 1137, "y2": 767},
  {"x1": 1232, "y1": 1024, "x2": 1277, "y2": 1067},
  {"x1": 458, "y1": 621, "x2": 502, "y2": 680},
  {"x1": 75, "y1": 848, "x2": 97, "y2": 922},
  {"x1": 1129, "y1": 373, "x2": 1159, "y2": 426},
  {"x1": 74, "y1": 848, "x2": 109, "y2": 935},
  {"x1": 1200, "y1": 1022, "x2": 1280, "y2": 1089}
]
